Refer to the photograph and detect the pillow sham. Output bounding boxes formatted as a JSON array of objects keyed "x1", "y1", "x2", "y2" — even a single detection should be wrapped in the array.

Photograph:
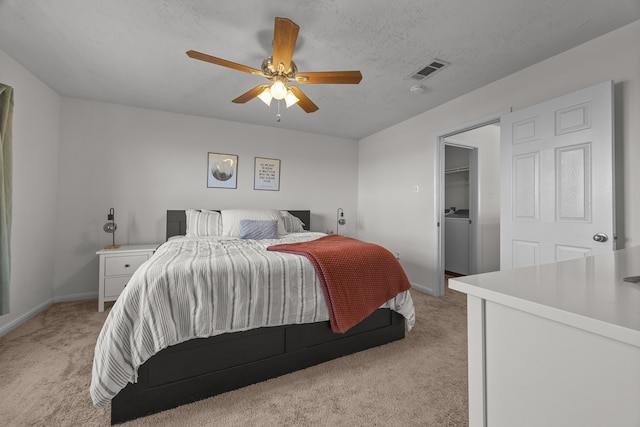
[
  {"x1": 280, "y1": 210, "x2": 306, "y2": 233},
  {"x1": 185, "y1": 209, "x2": 222, "y2": 237},
  {"x1": 221, "y1": 209, "x2": 287, "y2": 237},
  {"x1": 239, "y1": 220, "x2": 278, "y2": 240}
]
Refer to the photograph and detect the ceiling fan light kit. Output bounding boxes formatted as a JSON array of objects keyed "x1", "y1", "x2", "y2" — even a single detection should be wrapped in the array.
[
  {"x1": 256, "y1": 87, "x2": 299, "y2": 111},
  {"x1": 186, "y1": 17, "x2": 362, "y2": 116}
]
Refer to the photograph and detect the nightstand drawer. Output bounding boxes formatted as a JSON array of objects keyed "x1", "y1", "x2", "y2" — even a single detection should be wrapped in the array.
[
  {"x1": 104, "y1": 276, "x2": 130, "y2": 298},
  {"x1": 105, "y1": 255, "x2": 148, "y2": 276}
]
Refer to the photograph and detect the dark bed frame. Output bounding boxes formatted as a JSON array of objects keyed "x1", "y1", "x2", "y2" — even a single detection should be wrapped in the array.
[{"x1": 110, "y1": 210, "x2": 406, "y2": 424}]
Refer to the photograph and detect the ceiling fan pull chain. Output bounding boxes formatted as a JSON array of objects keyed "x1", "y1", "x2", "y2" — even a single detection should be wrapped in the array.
[{"x1": 276, "y1": 100, "x2": 282, "y2": 122}]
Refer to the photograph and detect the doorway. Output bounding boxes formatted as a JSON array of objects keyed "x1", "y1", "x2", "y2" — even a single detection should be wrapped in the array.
[
  {"x1": 435, "y1": 117, "x2": 502, "y2": 296},
  {"x1": 443, "y1": 144, "x2": 474, "y2": 276}
]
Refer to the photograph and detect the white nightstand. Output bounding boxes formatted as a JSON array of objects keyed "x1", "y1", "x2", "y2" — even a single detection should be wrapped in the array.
[{"x1": 96, "y1": 244, "x2": 159, "y2": 312}]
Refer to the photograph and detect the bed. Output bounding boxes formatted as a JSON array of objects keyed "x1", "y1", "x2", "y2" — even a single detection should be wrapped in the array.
[{"x1": 91, "y1": 209, "x2": 415, "y2": 424}]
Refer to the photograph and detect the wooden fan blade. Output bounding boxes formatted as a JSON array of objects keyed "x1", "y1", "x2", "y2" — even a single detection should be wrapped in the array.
[
  {"x1": 186, "y1": 50, "x2": 264, "y2": 76},
  {"x1": 295, "y1": 71, "x2": 363, "y2": 85},
  {"x1": 232, "y1": 85, "x2": 270, "y2": 104},
  {"x1": 288, "y1": 86, "x2": 319, "y2": 113},
  {"x1": 272, "y1": 17, "x2": 299, "y2": 73}
]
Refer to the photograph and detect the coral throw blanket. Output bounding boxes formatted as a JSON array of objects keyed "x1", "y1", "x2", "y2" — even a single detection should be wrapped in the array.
[{"x1": 268, "y1": 235, "x2": 411, "y2": 333}]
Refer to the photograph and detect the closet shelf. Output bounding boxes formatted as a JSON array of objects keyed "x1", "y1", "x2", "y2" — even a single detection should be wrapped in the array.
[{"x1": 445, "y1": 166, "x2": 469, "y2": 174}]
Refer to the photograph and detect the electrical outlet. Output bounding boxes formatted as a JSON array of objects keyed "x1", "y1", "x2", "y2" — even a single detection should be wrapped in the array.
[{"x1": 394, "y1": 252, "x2": 400, "y2": 260}]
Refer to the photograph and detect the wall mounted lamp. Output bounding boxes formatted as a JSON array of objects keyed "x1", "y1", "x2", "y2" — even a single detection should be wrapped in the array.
[
  {"x1": 336, "y1": 208, "x2": 346, "y2": 234},
  {"x1": 103, "y1": 207, "x2": 120, "y2": 249}
]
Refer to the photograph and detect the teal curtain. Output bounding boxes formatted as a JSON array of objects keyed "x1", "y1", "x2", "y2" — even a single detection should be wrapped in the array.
[{"x1": 0, "y1": 84, "x2": 14, "y2": 315}]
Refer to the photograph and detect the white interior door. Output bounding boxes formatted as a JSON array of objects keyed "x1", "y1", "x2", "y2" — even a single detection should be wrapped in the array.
[{"x1": 500, "y1": 81, "x2": 615, "y2": 269}]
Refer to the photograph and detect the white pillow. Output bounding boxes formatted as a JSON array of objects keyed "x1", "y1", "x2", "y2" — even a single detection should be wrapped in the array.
[
  {"x1": 221, "y1": 209, "x2": 287, "y2": 237},
  {"x1": 185, "y1": 209, "x2": 222, "y2": 237},
  {"x1": 280, "y1": 210, "x2": 306, "y2": 233}
]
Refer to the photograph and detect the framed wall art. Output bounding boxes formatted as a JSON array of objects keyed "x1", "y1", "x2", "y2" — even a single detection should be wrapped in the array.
[
  {"x1": 207, "y1": 152, "x2": 238, "y2": 189},
  {"x1": 254, "y1": 157, "x2": 280, "y2": 191}
]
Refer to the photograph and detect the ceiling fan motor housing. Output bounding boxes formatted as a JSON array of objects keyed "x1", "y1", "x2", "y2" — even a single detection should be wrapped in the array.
[{"x1": 262, "y1": 57, "x2": 298, "y2": 80}]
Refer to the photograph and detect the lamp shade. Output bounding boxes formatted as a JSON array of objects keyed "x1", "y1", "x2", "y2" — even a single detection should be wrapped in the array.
[
  {"x1": 257, "y1": 88, "x2": 273, "y2": 106},
  {"x1": 284, "y1": 90, "x2": 299, "y2": 108}
]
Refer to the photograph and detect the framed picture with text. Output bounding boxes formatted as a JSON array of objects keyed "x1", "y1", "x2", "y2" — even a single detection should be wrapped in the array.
[
  {"x1": 207, "y1": 152, "x2": 238, "y2": 189},
  {"x1": 254, "y1": 157, "x2": 280, "y2": 191}
]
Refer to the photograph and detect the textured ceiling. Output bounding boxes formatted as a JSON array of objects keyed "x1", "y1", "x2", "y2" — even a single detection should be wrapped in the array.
[{"x1": 1, "y1": 0, "x2": 638, "y2": 140}]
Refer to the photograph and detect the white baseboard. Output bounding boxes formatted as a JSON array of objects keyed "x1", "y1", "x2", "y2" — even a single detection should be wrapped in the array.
[
  {"x1": 53, "y1": 291, "x2": 98, "y2": 303},
  {"x1": 0, "y1": 292, "x2": 98, "y2": 336},
  {"x1": 0, "y1": 299, "x2": 52, "y2": 337},
  {"x1": 411, "y1": 281, "x2": 437, "y2": 295}
]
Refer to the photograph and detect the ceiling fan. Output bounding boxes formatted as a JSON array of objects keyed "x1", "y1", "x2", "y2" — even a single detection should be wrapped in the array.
[{"x1": 186, "y1": 17, "x2": 362, "y2": 113}]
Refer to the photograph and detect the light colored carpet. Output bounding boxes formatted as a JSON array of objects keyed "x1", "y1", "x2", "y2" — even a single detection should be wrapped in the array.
[{"x1": 0, "y1": 288, "x2": 468, "y2": 426}]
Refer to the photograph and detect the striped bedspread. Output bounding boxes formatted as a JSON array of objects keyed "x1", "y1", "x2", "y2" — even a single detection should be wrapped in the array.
[{"x1": 90, "y1": 232, "x2": 415, "y2": 408}]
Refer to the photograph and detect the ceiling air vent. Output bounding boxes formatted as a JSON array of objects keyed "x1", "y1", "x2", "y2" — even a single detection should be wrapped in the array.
[{"x1": 408, "y1": 59, "x2": 450, "y2": 81}]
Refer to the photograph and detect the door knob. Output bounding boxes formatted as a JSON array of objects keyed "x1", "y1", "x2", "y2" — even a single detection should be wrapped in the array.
[{"x1": 593, "y1": 233, "x2": 608, "y2": 242}]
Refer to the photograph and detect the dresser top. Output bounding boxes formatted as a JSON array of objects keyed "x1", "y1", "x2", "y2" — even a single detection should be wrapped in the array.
[{"x1": 450, "y1": 246, "x2": 640, "y2": 346}]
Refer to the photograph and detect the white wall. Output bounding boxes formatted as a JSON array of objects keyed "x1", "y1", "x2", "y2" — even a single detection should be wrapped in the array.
[
  {"x1": 54, "y1": 99, "x2": 359, "y2": 297},
  {"x1": 358, "y1": 19, "x2": 640, "y2": 292},
  {"x1": 0, "y1": 49, "x2": 61, "y2": 332}
]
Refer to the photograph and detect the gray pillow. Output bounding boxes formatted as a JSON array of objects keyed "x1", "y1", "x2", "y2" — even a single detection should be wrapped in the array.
[{"x1": 239, "y1": 219, "x2": 278, "y2": 239}]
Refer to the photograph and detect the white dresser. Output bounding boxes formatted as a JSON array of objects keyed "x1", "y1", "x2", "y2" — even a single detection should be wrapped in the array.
[
  {"x1": 96, "y1": 244, "x2": 159, "y2": 312},
  {"x1": 450, "y1": 246, "x2": 640, "y2": 427}
]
